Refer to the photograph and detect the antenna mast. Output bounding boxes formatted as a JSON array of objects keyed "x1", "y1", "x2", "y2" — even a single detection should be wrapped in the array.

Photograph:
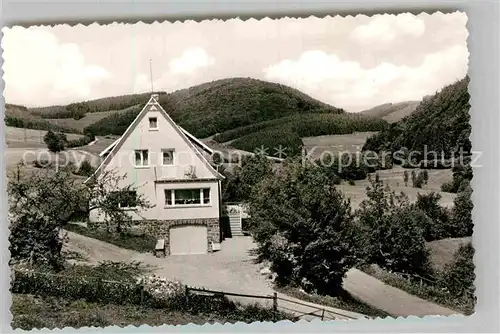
[{"x1": 149, "y1": 58, "x2": 154, "y2": 93}]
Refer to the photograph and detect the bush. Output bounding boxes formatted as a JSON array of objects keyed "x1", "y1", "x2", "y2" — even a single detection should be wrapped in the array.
[
  {"x1": 440, "y1": 181, "x2": 456, "y2": 193},
  {"x1": 220, "y1": 154, "x2": 273, "y2": 202},
  {"x1": 66, "y1": 135, "x2": 95, "y2": 148},
  {"x1": 11, "y1": 267, "x2": 149, "y2": 306},
  {"x1": 249, "y1": 159, "x2": 360, "y2": 295},
  {"x1": 412, "y1": 171, "x2": 425, "y2": 188},
  {"x1": 441, "y1": 163, "x2": 473, "y2": 193},
  {"x1": 414, "y1": 192, "x2": 453, "y2": 241},
  {"x1": 319, "y1": 153, "x2": 369, "y2": 182},
  {"x1": 11, "y1": 267, "x2": 291, "y2": 324},
  {"x1": 440, "y1": 242, "x2": 475, "y2": 301},
  {"x1": 73, "y1": 160, "x2": 95, "y2": 177},
  {"x1": 43, "y1": 130, "x2": 67, "y2": 153},
  {"x1": 32, "y1": 159, "x2": 54, "y2": 169},
  {"x1": 450, "y1": 181, "x2": 474, "y2": 237},
  {"x1": 356, "y1": 178, "x2": 432, "y2": 276}
]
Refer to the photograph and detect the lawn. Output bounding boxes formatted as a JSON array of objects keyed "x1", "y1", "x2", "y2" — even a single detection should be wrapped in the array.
[
  {"x1": 336, "y1": 166, "x2": 455, "y2": 209},
  {"x1": 42, "y1": 104, "x2": 140, "y2": 133},
  {"x1": 302, "y1": 132, "x2": 378, "y2": 158},
  {"x1": 64, "y1": 223, "x2": 157, "y2": 253},
  {"x1": 6, "y1": 126, "x2": 83, "y2": 146}
]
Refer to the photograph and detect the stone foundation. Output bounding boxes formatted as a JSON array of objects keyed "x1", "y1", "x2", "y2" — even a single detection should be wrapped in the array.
[{"x1": 136, "y1": 218, "x2": 220, "y2": 255}]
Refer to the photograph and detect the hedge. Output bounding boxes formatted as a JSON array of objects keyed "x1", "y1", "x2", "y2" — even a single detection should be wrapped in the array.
[{"x1": 11, "y1": 268, "x2": 150, "y2": 306}]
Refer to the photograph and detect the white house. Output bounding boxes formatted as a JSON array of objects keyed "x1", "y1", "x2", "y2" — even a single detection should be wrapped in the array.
[{"x1": 86, "y1": 94, "x2": 224, "y2": 256}]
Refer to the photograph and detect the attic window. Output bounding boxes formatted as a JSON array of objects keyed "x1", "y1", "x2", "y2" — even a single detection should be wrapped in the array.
[{"x1": 149, "y1": 117, "x2": 158, "y2": 130}]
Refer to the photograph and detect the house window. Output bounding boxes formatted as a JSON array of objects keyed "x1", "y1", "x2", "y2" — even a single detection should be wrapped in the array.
[
  {"x1": 162, "y1": 149, "x2": 174, "y2": 165},
  {"x1": 111, "y1": 190, "x2": 137, "y2": 208},
  {"x1": 203, "y1": 188, "x2": 210, "y2": 204},
  {"x1": 164, "y1": 188, "x2": 211, "y2": 206},
  {"x1": 149, "y1": 117, "x2": 158, "y2": 130},
  {"x1": 174, "y1": 189, "x2": 201, "y2": 205},
  {"x1": 165, "y1": 189, "x2": 173, "y2": 206},
  {"x1": 134, "y1": 150, "x2": 149, "y2": 167}
]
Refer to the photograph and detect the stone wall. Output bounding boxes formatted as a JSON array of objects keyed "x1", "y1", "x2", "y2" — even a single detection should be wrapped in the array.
[
  {"x1": 137, "y1": 218, "x2": 220, "y2": 255},
  {"x1": 87, "y1": 218, "x2": 220, "y2": 255}
]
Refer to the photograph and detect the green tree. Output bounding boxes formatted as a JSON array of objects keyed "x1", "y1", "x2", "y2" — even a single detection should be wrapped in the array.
[
  {"x1": 451, "y1": 180, "x2": 474, "y2": 237},
  {"x1": 248, "y1": 159, "x2": 360, "y2": 295},
  {"x1": 403, "y1": 170, "x2": 409, "y2": 186},
  {"x1": 414, "y1": 192, "x2": 452, "y2": 241},
  {"x1": 356, "y1": 178, "x2": 432, "y2": 276},
  {"x1": 8, "y1": 166, "x2": 153, "y2": 270},
  {"x1": 43, "y1": 130, "x2": 66, "y2": 153},
  {"x1": 221, "y1": 154, "x2": 273, "y2": 203},
  {"x1": 422, "y1": 170, "x2": 429, "y2": 185},
  {"x1": 440, "y1": 242, "x2": 475, "y2": 301},
  {"x1": 413, "y1": 171, "x2": 425, "y2": 188},
  {"x1": 74, "y1": 159, "x2": 95, "y2": 177}
]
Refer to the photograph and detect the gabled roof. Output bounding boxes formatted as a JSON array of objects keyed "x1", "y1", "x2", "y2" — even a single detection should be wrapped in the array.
[
  {"x1": 99, "y1": 138, "x2": 120, "y2": 157},
  {"x1": 98, "y1": 126, "x2": 213, "y2": 158},
  {"x1": 85, "y1": 94, "x2": 223, "y2": 184}
]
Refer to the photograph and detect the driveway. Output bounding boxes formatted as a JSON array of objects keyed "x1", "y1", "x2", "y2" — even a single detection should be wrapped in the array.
[
  {"x1": 67, "y1": 231, "x2": 460, "y2": 317},
  {"x1": 65, "y1": 231, "x2": 366, "y2": 320},
  {"x1": 65, "y1": 231, "x2": 273, "y2": 296},
  {"x1": 137, "y1": 237, "x2": 275, "y2": 297}
]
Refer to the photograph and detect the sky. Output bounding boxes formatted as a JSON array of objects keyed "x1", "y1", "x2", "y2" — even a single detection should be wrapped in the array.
[{"x1": 2, "y1": 12, "x2": 468, "y2": 112}]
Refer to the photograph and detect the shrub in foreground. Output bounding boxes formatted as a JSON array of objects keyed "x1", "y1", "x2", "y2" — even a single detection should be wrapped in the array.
[
  {"x1": 249, "y1": 159, "x2": 360, "y2": 295},
  {"x1": 11, "y1": 268, "x2": 291, "y2": 324}
]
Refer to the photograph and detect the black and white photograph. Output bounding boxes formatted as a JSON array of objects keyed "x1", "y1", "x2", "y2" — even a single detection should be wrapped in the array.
[{"x1": 2, "y1": 11, "x2": 474, "y2": 329}]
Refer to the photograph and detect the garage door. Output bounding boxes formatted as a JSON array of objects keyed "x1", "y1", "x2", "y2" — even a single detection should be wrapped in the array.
[{"x1": 169, "y1": 225, "x2": 208, "y2": 255}]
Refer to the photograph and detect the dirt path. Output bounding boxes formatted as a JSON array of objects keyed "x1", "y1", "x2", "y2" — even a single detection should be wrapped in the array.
[{"x1": 343, "y1": 268, "x2": 460, "y2": 317}]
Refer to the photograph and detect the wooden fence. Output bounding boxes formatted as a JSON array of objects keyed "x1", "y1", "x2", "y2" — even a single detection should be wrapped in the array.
[{"x1": 186, "y1": 286, "x2": 361, "y2": 321}]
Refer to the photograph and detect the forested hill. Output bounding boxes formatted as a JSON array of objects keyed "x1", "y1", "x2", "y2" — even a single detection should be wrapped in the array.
[
  {"x1": 6, "y1": 77, "x2": 388, "y2": 157},
  {"x1": 360, "y1": 101, "x2": 420, "y2": 123},
  {"x1": 158, "y1": 77, "x2": 346, "y2": 138},
  {"x1": 363, "y1": 77, "x2": 471, "y2": 158}
]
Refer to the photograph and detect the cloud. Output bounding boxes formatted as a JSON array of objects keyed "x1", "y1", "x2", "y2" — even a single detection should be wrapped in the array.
[
  {"x1": 2, "y1": 27, "x2": 110, "y2": 106},
  {"x1": 2, "y1": 13, "x2": 467, "y2": 108},
  {"x1": 351, "y1": 13, "x2": 426, "y2": 45},
  {"x1": 264, "y1": 45, "x2": 468, "y2": 111},
  {"x1": 168, "y1": 47, "x2": 214, "y2": 75}
]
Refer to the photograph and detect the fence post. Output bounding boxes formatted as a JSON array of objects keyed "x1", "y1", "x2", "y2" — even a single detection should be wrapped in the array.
[
  {"x1": 273, "y1": 292, "x2": 278, "y2": 312},
  {"x1": 321, "y1": 309, "x2": 325, "y2": 321}
]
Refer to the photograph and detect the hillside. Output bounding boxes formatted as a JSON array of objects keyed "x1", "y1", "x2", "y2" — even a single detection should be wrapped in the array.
[
  {"x1": 157, "y1": 77, "x2": 346, "y2": 138},
  {"x1": 360, "y1": 101, "x2": 420, "y2": 123},
  {"x1": 5, "y1": 104, "x2": 79, "y2": 133},
  {"x1": 363, "y1": 77, "x2": 471, "y2": 159},
  {"x1": 6, "y1": 78, "x2": 388, "y2": 157},
  {"x1": 82, "y1": 78, "x2": 387, "y2": 156}
]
